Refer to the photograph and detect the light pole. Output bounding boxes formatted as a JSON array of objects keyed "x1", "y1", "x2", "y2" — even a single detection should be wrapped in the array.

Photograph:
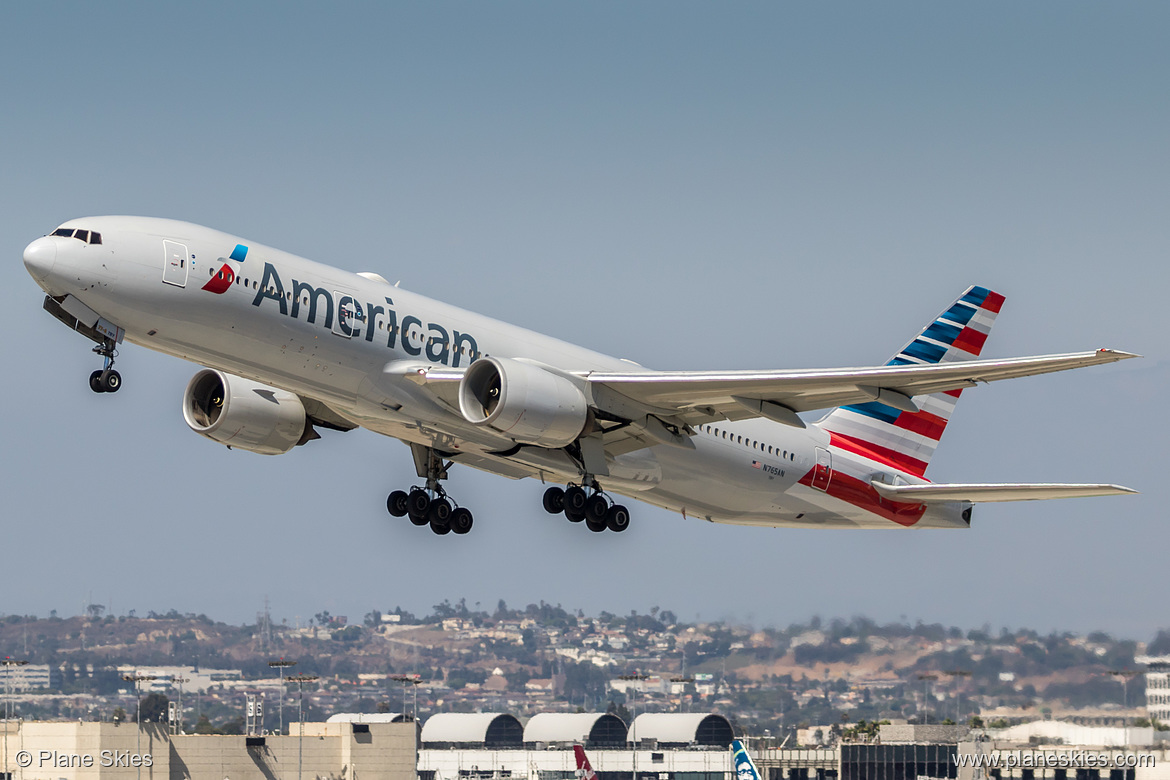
[
  {"x1": 917, "y1": 674, "x2": 937, "y2": 725},
  {"x1": 944, "y1": 670, "x2": 971, "y2": 724},
  {"x1": 122, "y1": 674, "x2": 157, "y2": 780},
  {"x1": 390, "y1": 675, "x2": 422, "y2": 721},
  {"x1": 670, "y1": 677, "x2": 693, "y2": 713},
  {"x1": 287, "y1": 674, "x2": 319, "y2": 780},
  {"x1": 170, "y1": 677, "x2": 189, "y2": 735},
  {"x1": 1111, "y1": 670, "x2": 1138, "y2": 743},
  {"x1": 618, "y1": 674, "x2": 649, "y2": 780},
  {"x1": 3, "y1": 658, "x2": 28, "y2": 780},
  {"x1": 268, "y1": 660, "x2": 297, "y2": 735}
]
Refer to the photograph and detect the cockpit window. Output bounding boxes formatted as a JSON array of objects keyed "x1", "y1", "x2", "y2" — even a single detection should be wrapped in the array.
[{"x1": 51, "y1": 227, "x2": 102, "y2": 244}]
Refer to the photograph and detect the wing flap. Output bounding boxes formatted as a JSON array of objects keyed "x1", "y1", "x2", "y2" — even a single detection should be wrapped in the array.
[{"x1": 871, "y1": 482, "x2": 1139, "y2": 503}]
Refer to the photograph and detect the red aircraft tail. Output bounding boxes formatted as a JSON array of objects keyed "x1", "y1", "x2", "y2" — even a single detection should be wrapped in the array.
[{"x1": 573, "y1": 744, "x2": 597, "y2": 780}]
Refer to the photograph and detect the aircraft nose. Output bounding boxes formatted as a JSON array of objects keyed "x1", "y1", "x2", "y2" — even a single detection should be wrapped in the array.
[{"x1": 23, "y1": 237, "x2": 57, "y2": 282}]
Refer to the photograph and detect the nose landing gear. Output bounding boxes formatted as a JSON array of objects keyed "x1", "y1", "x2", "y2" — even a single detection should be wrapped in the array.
[{"x1": 89, "y1": 338, "x2": 121, "y2": 393}]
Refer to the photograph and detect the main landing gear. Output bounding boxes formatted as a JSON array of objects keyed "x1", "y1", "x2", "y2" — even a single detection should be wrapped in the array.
[
  {"x1": 542, "y1": 482, "x2": 630, "y2": 533},
  {"x1": 88, "y1": 338, "x2": 121, "y2": 393},
  {"x1": 386, "y1": 445, "x2": 473, "y2": 536}
]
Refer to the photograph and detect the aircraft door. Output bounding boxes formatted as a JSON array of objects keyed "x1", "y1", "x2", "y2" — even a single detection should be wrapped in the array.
[
  {"x1": 162, "y1": 240, "x2": 189, "y2": 287},
  {"x1": 332, "y1": 291, "x2": 363, "y2": 339},
  {"x1": 812, "y1": 447, "x2": 833, "y2": 491}
]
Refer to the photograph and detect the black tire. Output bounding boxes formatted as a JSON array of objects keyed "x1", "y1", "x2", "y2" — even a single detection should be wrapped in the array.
[
  {"x1": 407, "y1": 489, "x2": 431, "y2": 523},
  {"x1": 606, "y1": 504, "x2": 631, "y2": 533},
  {"x1": 586, "y1": 515, "x2": 607, "y2": 533},
  {"x1": 428, "y1": 497, "x2": 453, "y2": 526},
  {"x1": 450, "y1": 507, "x2": 473, "y2": 535},
  {"x1": 89, "y1": 370, "x2": 105, "y2": 393},
  {"x1": 430, "y1": 518, "x2": 451, "y2": 535},
  {"x1": 101, "y1": 370, "x2": 121, "y2": 393},
  {"x1": 564, "y1": 486, "x2": 588, "y2": 514},
  {"x1": 542, "y1": 486, "x2": 565, "y2": 514},
  {"x1": 387, "y1": 490, "x2": 409, "y2": 517},
  {"x1": 586, "y1": 494, "x2": 609, "y2": 521}
]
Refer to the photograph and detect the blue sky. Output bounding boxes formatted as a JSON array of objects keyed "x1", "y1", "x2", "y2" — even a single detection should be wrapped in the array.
[{"x1": 1, "y1": 3, "x2": 1166, "y2": 636}]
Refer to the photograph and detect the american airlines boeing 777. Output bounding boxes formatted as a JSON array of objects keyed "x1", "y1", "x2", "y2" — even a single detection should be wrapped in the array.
[{"x1": 23, "y1": 217, "x2": 1137, "y2": 536}]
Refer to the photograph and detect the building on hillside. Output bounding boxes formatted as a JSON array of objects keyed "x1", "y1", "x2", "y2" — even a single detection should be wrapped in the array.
[
  {"x1": 0, "y1": 664, "x2": 58, "y2": 692},
  {"x1": 1136, "y1": 655, "x2": 1170, "y2": 724}
]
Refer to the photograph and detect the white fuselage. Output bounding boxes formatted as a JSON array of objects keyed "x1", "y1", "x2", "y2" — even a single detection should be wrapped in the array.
[{"x1": 24, "y1": 216, "x2": 967, "y2": 530}]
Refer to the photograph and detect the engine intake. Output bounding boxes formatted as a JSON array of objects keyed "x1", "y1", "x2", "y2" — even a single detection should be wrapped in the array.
[
  {"x1": 183, "y1": 369, "x2": 308, "y2": 455},
  {"x1": 458, "y1": 357, "x2": 588, "y2": 448}
]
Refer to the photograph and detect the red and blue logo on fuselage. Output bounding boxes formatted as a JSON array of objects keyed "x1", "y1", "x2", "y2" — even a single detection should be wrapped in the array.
[{"x1": 201, "y1": 244, "x2": 249, "y2": 294}]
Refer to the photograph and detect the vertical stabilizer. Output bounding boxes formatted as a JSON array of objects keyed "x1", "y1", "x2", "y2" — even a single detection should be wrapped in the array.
[
  {"x1": 574, "y1": 744, "x2": 597, "y2": 780},
  {"x1": 731, "y1": 740, "x2": 762, "y2": 780},
  {"x1": 815, "y1": 285, "x2": 1005, "y2": 476}
]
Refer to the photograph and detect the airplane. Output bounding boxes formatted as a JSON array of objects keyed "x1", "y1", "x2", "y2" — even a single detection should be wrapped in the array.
[
  {"x1": 573, "y1": 744, "x2": 598, "y2": 780},
  {"x1": 730, "y1": 740, "x2": 762, "y2": 780},
  {"x1": 22, "y1": 216, "x2": 1138, "y2": 536}
]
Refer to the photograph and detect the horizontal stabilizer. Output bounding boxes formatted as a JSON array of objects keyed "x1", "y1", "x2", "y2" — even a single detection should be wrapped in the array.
[{"x1": 870, "y1": 482, "x2": 1138, "y2": 503}]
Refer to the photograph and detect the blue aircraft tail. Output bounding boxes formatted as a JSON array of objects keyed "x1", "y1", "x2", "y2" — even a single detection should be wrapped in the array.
[{"x1": 731, "y1": 740, "x2": 762, "y2": 780}]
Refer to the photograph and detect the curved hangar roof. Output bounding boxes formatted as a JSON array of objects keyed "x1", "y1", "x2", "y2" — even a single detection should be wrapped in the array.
[
  {"x1": 421, "y1": 713, "x2": 524, "y2": 747},
  {"x1": 629, "y1": 713, "x2": 734, "y2": 746},
  {"x1": 523, "y1": 712, "x2": 628, "y2": 746}
]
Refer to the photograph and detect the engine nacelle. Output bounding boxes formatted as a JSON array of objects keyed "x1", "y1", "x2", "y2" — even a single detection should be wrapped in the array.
[
  {"x1": 182, "y1": 369, "x2": 307, "y2": 455},
  {"x1": 458, "y1": 357, "x2": 588, "y2": 448}
]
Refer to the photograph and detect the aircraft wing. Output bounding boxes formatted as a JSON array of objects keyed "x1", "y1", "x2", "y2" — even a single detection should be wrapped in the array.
[
  {"x1": 870, "y1": 482, "x2": 1138, "y2": 503},
  {"x1": 585, "y1": 349, "x2": 1138, "y2": 426}
]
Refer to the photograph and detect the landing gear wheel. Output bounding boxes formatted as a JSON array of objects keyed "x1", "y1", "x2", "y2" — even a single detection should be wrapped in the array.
[
  {"x1": 585, "y1": 515, "x2": 607, "y2": 533},
  {"x1": 564, "y1": 486, "x2": 588, "y2": 515},
  {"x1": 430, "y1": 517, "x2": 451, "y2": 535},
  {"x1": 586, "y1": 494, "x2": 609, "y2": 522},
  {"x1": 606, "y1": 504, "x2": 631, "y2": 533},
  {"x1": 407, "y1": 489, "x2": 431, "y2": 524},
  {"x1": 450, "y1": 507, "x2": 473, "y2": 535},
  {"x1": 542, "y1": 486, "x2": 565, "y2": 514},
  {"x1": 387, "y1": 490, "x2": 409, "y2": 517},
  {"x1": 427, "y1": 497, "x2": 453, "y2": 526},
  {"x1": 89, "y1": 370, "x2": 105, "y2": 393},
  {"x1": 101, "y1": 370, "x2": 121, "y2": 393}
]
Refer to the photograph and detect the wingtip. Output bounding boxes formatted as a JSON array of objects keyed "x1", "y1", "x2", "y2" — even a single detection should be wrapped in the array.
[{"x1": 1097, "y1": 349, "x2": 1142, "y2": 360}]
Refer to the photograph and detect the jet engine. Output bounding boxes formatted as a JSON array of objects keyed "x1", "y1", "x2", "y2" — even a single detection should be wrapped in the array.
[
  {"x1": 458, "y1": 357, "x2": 588, "y2": 448},
  {"x1": 182, "y1": 369, "x2": 309, "y2": 455}
]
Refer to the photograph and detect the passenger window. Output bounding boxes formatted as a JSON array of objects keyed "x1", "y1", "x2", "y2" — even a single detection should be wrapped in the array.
[
  {"x1": 89, "y1": 232, "x2": 102, "y2": 245},
  {"x1": 75, "y1": 230, "x2": 89, "y2": 243}
]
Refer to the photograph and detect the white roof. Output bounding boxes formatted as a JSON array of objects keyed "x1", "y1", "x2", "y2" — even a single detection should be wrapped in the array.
[
  {"x1": 523, "y1": 712, "x2": 625, "y2": 743},
  {"x1": 326, "y1": 713, "x2": 412, "y2": 723},
  {"x1": 421, "y1": 712, "x2": 521, "y2": 744},
  {"x1": 630, "y1": 713, "x2": 732, "y2": 745}
]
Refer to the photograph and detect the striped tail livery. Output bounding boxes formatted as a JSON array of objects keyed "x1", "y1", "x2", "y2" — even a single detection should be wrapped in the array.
[{"x1": 815, "y1": 285, "x2": 1005, "y2": 477}]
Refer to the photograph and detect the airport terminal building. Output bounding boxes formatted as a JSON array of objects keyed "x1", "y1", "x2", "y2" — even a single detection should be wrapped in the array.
[{"x1": 5, "y1": 715, "x2": 1170, "y2": 780}]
